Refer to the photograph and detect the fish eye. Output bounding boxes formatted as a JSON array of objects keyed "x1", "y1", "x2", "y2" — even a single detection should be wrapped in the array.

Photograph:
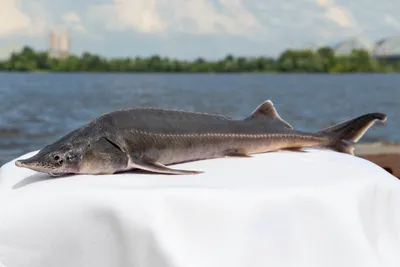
[{"x1": 66, "y1": 154, "x2": 76, "y2": 162}]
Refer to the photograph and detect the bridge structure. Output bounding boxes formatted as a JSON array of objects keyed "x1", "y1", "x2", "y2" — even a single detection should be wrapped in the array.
[{"x1": 332, "y1": 36, "x2": 400, "y2": 60}]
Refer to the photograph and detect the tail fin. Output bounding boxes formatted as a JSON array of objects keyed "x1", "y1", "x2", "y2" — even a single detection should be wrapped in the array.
[{"x1": 317, "y1": 113, "x2": 387, "y2": 155}]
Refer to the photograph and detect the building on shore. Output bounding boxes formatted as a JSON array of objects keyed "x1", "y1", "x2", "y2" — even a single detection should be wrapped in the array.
[{"x1": 48, "y1": 29, "x2": 70, "y2": 59}]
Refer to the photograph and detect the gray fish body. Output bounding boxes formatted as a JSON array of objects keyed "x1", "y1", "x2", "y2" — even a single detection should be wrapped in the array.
[
  {"x1": 15, "y1": 100, "x2": 387, "y2": 176},
  {"x1": 101, "y1": 109, "x2": 321, "y2": 164}
]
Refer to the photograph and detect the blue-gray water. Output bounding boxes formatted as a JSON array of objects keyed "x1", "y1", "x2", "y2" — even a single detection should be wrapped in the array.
[{"x1": 0, "y1": 73, "x2": 399, "y2": 166}]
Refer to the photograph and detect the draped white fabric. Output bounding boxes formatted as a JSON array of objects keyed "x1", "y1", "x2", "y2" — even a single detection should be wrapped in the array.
[{"x1": 0, "y1": 149, "x2": 399, "y2": 267}]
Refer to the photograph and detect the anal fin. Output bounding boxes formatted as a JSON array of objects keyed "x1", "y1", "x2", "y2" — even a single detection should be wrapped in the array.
[{"x1": 129, "y1": 156, "x2": 203, "y2": 175}]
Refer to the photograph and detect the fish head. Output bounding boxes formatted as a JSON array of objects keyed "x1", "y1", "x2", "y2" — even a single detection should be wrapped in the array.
[
  {"x1": 15, "y1": 136, "x2": 129, "y2": 176},
  {"x1": 15, "y1": 141, "x2": 88, "y2": 176}
]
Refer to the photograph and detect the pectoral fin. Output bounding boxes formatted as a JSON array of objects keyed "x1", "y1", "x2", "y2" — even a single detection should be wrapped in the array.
[{"x1": 129, "y1": 155, "x2": 203, "y2": 175}]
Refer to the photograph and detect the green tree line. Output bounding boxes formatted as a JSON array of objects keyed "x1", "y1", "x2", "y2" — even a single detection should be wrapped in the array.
[{"x1": 1, "y1": 46, "x2": 400, "y2": 73}]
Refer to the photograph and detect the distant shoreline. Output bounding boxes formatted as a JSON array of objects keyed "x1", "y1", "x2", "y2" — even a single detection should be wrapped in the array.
[{"x1": 2, "y1": 46, "x2": 400, "y2": 73}]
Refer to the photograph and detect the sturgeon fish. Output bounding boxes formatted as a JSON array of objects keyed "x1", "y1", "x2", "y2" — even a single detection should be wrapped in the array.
[{"x1": 15, "y1": 100, "x2": 386, "y2": 176}]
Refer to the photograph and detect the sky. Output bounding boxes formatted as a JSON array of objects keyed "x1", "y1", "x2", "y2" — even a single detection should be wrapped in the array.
[{"x1": 0, "y1": 0, "x2": 399, "y2": 59}]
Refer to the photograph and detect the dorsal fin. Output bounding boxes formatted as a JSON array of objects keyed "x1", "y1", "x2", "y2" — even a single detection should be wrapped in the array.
[{"x1": 245, "y1": 100, "x2": 293, "y2": 129}]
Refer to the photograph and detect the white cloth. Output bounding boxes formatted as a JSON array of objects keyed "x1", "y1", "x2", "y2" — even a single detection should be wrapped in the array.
[{"x1": 0, "y1": 149, "x2": 399, "y2": 267}]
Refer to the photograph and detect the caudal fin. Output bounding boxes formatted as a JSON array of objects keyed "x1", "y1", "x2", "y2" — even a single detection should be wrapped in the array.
[{"x1": 317, "y1": 113, "x2": 387, "y2": 155}]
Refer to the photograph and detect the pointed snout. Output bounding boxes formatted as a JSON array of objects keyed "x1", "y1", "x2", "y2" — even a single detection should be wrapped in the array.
[
  {"x1": 15, "y1": 158, "x2": 36, "y2": 169},
  {"x1": 14, "y1": 157, "x2": 47, "y2": 173},
  {"x1": 15, "y1": 160, "x2": 24, "y2": 167}
]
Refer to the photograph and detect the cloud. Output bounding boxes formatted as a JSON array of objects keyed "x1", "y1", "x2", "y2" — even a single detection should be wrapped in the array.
[
  {"x1": 89, "y1": 0, "x2": 165, "y2": 33},
  {"x1": 383, "y1": 15, "x2": 400, "y2": 30},
  {"x1": 0, "y1": 1, "x2": 86, "y2": 38},
  {"x1": 62, "y1": 12, "x2": 81, "y2": 23},
  {"x1": 314, "y1": 0, "x2": 360, "y2": 30},
  {"x1": 89, "y1": 0, "x2": 267, "y2": 37},
  {"x1": 314, "y1": 0, "x2": 331, "y2": 7},
  {"x1": 61, "y1": 11, "x2": 86, "y2": 33},
  {"x1": 0, "y1": 0, "x2": 53, "y2": 37},
  {"x1": 0, "y1": 0, "x2": 32, "y2": 36},
  {"x1": 324, "y1": 6, "x2": 355, "y2": 28},
  {"x1": 23, "y1": 1, "x2": 53, "y2": 36}
]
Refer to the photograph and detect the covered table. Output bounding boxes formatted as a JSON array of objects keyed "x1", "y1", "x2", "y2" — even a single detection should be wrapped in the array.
[{"x1": 0, "y1": 149, "x2": 399, "y2": 267}]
